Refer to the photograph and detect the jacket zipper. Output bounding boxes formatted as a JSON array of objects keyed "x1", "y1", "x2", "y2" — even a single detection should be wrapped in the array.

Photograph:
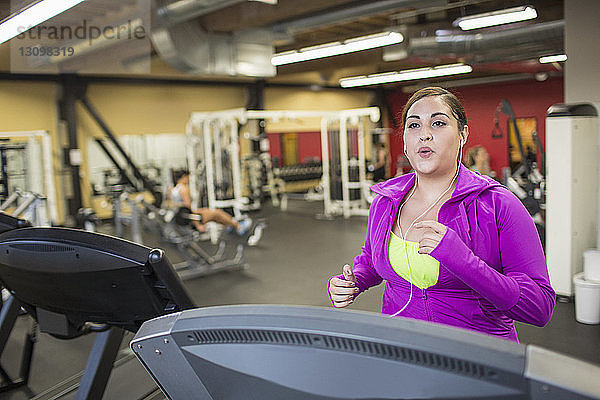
[{"x1": 423, "y1": 289, "x2": 431, "y2": 321}]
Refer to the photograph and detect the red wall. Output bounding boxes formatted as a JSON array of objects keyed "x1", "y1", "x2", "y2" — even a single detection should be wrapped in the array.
[
  {"x1": 386, "y1": 78, "x2": 564, "y2": 176},
  {"x1": 297, "y1": 132, "x2": 322, "y2": 162},
  {"x1": 267, "y1": 131, "x2": 322, "y2": 165},
  {"x1": 267, "y1": 133, "x2": 282, "y2": 166}
]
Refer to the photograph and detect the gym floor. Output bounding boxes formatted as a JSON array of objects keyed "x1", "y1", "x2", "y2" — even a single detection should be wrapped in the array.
[{"x1": 1, "y1": 200, "x2": 599, "y2": 399}]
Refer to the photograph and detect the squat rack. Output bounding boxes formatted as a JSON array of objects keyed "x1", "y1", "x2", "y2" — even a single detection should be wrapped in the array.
[{"x1": 186, "y1": 107, "x2": 380, "y2": 219}]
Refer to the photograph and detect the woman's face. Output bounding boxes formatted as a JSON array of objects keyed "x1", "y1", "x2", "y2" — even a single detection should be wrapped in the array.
[
  {"x1": 475, "y1": 147, "x2": 489, "y2": 164},
  {"x1": 403, "y1": 96, "x2": 467, "y2": 177}
]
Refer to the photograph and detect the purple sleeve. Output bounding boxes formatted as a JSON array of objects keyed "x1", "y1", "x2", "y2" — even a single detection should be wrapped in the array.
[
  {"x1": 351, "y1": 230, "x2": 384, "y2": 294},
  {"x1": 430, "y1": 193, "x2": 555, "y2": 327},
  {"x1": 351, "y1": 197, "x2": 384, "y2": 293},
  {"x1": 327, "y1": 197, "x2": 383, "y2": 304}
]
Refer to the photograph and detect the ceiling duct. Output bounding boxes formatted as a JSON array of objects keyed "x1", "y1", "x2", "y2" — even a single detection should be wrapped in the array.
[
  {"x1": 155, "y1": 0, "x2": 248, "y2": 25},
  {"x1": 150, "y1": 0, "x2": 276, "y2": 77},
  {"x1": 273, "y1": 0, "x2": 446, "y2": 35},
  {"x1": 400, "y1": 20, "x2": 564, "y2": 63}
]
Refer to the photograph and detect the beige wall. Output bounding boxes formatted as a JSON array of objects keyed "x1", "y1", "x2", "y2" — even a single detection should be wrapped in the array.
[
  {"x1": 264, "y1": 87, "x2": 375, "y2": 132},
  {"x1": 0, "y1": 82, "x2": 57, "y2": 130},
  {"x1": 78, "y1": 83, "x2": 247, "y2": 207},
  {"x1": 80, "y1": 84, "x2": 247, "y2": 136},
  {"x1": 77, "y1": 84, "x2": 374, "y2": 138}
]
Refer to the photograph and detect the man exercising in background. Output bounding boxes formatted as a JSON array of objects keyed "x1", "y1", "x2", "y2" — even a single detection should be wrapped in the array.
[{"x1": 168, "y1": 169, "x2": 252, "y2": 235}]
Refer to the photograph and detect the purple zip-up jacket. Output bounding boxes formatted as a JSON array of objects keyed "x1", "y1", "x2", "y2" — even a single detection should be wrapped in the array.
[{"x1": 339, "y1": 164, "x2": 555, "y2": 342}]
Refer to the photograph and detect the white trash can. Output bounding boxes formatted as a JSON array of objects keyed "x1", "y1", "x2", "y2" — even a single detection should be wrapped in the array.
[{"x1": 574, "y1": 272, "x2": 600, "y2": 324}]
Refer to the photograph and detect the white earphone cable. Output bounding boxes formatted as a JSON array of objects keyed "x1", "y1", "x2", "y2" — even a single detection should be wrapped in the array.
[{"x1": 389, "y1": 159, "x2": 460, "y2": 318}]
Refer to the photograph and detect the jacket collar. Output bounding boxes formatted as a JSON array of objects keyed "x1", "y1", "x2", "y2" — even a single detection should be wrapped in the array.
[{"x1": 370, "y1": 164, "x2": 503, "y2": 205}]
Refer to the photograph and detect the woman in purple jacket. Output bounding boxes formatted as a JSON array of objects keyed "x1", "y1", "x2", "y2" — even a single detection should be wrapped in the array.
[{"x1": 328, "y1": 87, "x2": 555, "y2": 342}]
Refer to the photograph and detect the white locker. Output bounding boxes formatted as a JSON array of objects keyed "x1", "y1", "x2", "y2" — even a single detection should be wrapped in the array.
[{"x1": 546, "y1": 103, "x2": 598, "y2": 297}]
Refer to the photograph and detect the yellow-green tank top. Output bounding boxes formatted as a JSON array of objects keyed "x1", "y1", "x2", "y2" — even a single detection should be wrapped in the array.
[{"x1": 388, "y1": 232, "x2": 440, "y2": 289}]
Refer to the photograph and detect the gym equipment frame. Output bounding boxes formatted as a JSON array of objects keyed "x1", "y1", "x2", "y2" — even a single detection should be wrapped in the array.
[
  {"x1": 0, "y1": 131, "x2": 58, "y2": 225},
  {"x1": 186, "y1": 107, "x2": 380, "y2": 220},
  {"x1": 134, "y1": 198, "x2": 249, "y2": 281}
]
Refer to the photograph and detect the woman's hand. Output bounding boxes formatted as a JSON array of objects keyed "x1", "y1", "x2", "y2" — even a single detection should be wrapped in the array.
[
  {"x1": 413, "y1": 220, "x2": 447, "y2": 254},
  {"x1": 328, "y1": 264, "x2": 359, "y2": 308}
]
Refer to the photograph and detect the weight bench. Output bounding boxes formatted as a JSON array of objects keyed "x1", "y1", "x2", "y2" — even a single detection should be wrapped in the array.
[
  {"x1": 0, "y1": 227, "x2": 195, "y2": 399},
  {"x1": 137, "y1": 200, "x2": 263, "y2": 280}
]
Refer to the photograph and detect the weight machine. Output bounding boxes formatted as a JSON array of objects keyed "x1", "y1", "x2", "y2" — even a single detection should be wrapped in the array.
[
  {"x1": 0, "y1": 191, "x2": 49, "y2": 227},
  {"x1": 0, "y1": 142, "x2": 25, "y2": 199},
  {"x1": 132, "y1": 198, "x2": 259, "y2": 281},
  {"x1": 0, "y1": 131, "x2": 58, "y2": 225},
  {"x1": 186, "y1": 107, "x2": 380, "y2": 219},
  {"x1": 497, "y1": 100, "x2": 546, "y2": 245}
]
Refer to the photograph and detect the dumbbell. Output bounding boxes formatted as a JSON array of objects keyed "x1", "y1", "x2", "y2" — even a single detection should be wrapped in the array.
[{"x1": 173, "y1": 207, "x2": 203, "y2": 226}]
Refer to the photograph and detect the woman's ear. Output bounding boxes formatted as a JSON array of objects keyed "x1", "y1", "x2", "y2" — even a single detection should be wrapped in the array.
[{"x1": 461, "y1": 125, "x2": 470, "y2": 144}]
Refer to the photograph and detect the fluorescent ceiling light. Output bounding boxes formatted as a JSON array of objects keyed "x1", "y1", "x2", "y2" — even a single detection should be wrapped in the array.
[
  {"x1": 539, "y1": 54, "x2": 567, "y2": 63},
  {"x1": 339, "y1": 63, "x2": 473, "y2": 88},
  {"x1": 454, "y1": 6, "x2": 537, "y2": 30},
  {"x1": 271, "y1": 31, "x2": 404, "y2": 66},
  {"x1": 0, "y1": 0, "x2": 86, "y2": 44}
]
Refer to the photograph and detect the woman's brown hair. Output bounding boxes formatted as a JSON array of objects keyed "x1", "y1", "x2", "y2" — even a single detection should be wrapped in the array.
[
  {"x1": 466, "y1": 145, "x2": 484, "y2": 168},
  {"x1": 400, "y1": 87, "x2": 468, "y2": 133}
]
